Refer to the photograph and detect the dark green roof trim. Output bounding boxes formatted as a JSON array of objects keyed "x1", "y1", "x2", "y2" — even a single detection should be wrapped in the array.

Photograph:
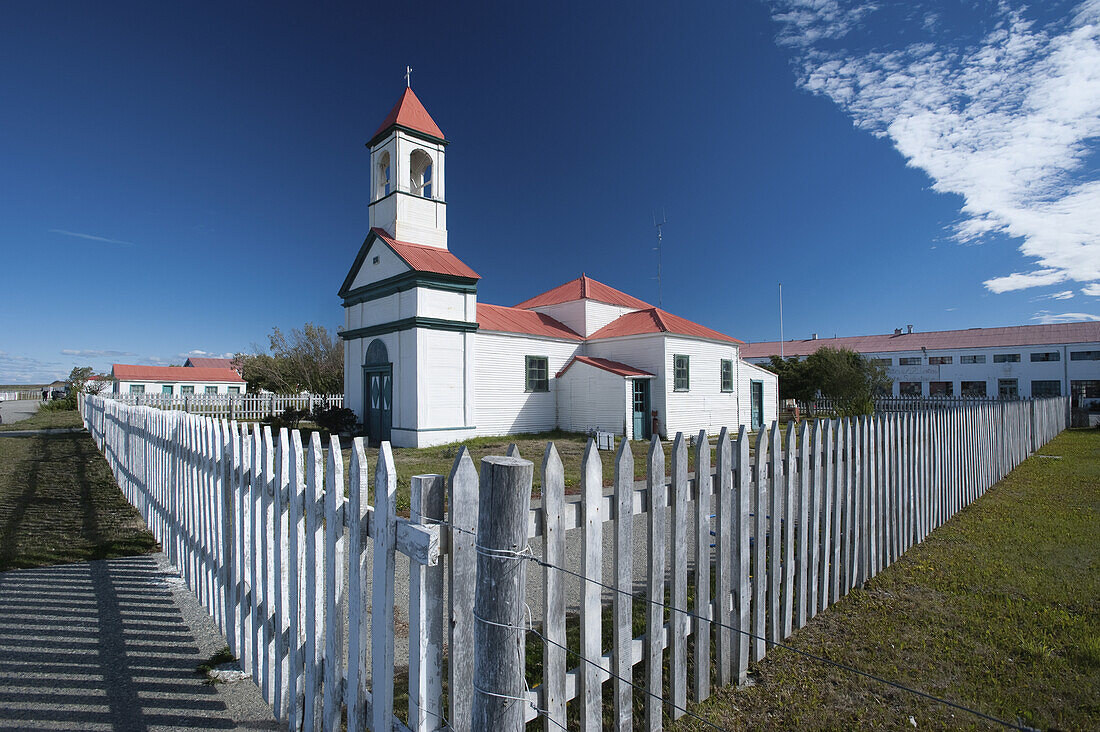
[
  {"x1": 366, "y1": 123, "x2": 449, "y2": 150},
  {"x1": 342, "y1": 271, "x2": 477, "y2": 307},
  {"x1": 339, "y1": 317, "x2": 479, "y2": 341}
]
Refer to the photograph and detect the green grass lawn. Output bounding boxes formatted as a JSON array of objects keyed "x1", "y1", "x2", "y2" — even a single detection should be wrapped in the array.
[
  {"x1": 0, "y1": 429, "x2": 158, "y2": 571},
  {"x1": 0, "y1": 405, "x2": 84, "y2": 432},
  {"x1": 662, "y1": 428, "x2": 1100, "y2": 730}
]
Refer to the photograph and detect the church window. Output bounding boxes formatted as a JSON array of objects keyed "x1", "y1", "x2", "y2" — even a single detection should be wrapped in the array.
[
  {"x1": 410, "y1": 149, "x2": 433, "y2": 198},
  {"x1": 720, "y1": 359, "x2": 733, "y2": 392},
  {"x1": 378, "y1": 152, "x2": 391, "y2": 198},
  {"x1": 525, "y1": 356, "x2": 549, "y2": 393},
  {"x1": 674, "y1": 355, "x2": 690, "y2": 391}
]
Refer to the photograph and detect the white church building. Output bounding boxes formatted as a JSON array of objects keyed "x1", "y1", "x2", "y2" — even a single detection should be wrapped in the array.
[{"x1": 340, "y1": 87, "x2": 777, "y2": 447}]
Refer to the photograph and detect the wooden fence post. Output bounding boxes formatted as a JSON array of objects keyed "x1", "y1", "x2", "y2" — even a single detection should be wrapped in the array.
[
  {"x1": 613, "y1": 438, "x2": 635, "y2": 730},
  {"x1": 645, "y1": 436, "x2": 666, "y2": 728},
  {"x1": 346, "y1": 437, "x2": 370, "y2": 732},
  {"x1": 409, "y1": 473, "x2": 445, "y2": 732},
  {"x1": 694, "y1": 429, "x2": 712, "y2": 701},
  {"x1": 472, "y1": 455, "x2": 533, "y2": 732},
  {"x1": 541, "y1": 444, "x2": 567, "y2": 731},
  {"x1": 449, "y1": 447, "x2": 478, "y2": 732}
]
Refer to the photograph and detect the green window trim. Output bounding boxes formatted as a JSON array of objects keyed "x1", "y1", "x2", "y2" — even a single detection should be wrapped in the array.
[
  {"x1": 525, "y1": 356, "x2": 549, "y2": 393},
  {"x1": 674, "y1": 354, "x2": 690, "y2": 391},
  {"x1": 205, "y1": 386, "x2": 218, "y2": 394},
  {"x1": 720, "y1": 359, "x2": 733, "y2": 392},
  {"x1": 129, "y1": 384, "x2": 145, "y2": 394},
  {"x1": 227, "y1": 386, "x2": 241, "y2": 394}
]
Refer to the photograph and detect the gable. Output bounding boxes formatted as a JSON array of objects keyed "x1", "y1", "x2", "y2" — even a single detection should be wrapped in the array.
[{"x1": 344, "y1": 235, "x2": 414, "y2": 293}]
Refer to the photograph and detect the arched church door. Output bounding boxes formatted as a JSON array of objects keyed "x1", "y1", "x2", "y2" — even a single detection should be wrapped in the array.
[{"x1": 363, "y1": 339, "x2": 392, "y2": 445}]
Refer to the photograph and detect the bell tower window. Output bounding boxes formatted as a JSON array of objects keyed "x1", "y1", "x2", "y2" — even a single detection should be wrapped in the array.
[
  {"x1": 410, "y1": 149, "x2": 433, "y2": 198},
  {"x1": 377, "y1": 152, "x2": 391, "y2": 199}
]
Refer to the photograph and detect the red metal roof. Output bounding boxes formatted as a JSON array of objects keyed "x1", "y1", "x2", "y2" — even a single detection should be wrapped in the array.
[
  {"x1": 112, "y1": 364, "x2": 245, "y2": 383},
  {"x1": 373, "y1": 228, "x2": 480, "y2": 279},
  {"x1": 739, "y1": 321, "x2": 1100, "y2": 359},
  {"x1": 514, "y1": 275, "x2": 653, "y2": 310},
  {"x1": 184, "y1": 357, "x2": 236, "y2": 369},
  {"x1": 588, "y1": 308, "x2": 742, "y2": 344},
  {"x1": 556, "y1": 356, "x2": 654, "y2": 379},
  {"x1": 370, "y1": 88, "x2": 445, "y2": 142},
  {"x1": 477, "y1": 304, "x2": 583, "y2": 340}
]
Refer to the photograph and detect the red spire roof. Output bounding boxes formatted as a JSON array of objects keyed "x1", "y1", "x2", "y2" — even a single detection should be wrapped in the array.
[
  {"x1": 370, "y1": 88, "x2": 445, "y2": 143},
  {"x1": 514, "y1": 274, "x2": 653, "y2": 310},
  {"x1": 372, "y1": 228, "x2": 480, "y2": 279}
]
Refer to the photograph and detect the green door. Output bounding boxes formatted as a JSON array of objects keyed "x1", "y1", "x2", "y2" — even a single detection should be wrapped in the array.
[
  {"x1": 632, "y1": 380, "x2": 650, "y2": 439},
  {"x1": 751, "y1": 380, "x2": 764, "y2": 432},
  {"x1": 364, "y1": 366, "x2": 392, "y2": 445}
]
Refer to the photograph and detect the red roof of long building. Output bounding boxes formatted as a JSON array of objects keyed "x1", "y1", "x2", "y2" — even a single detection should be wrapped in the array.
[
  {"x1": 588, "y1": 308, "x2": 742, "y2": 344},
  {"x1": 477, "y1": 304, "x2": 583, "y2": 340},
  {"x1": 112, "y1": 365, "x2": 245, "y2": 382},
  {"x1": 514, "y1": 275, "x2": 653, "y2": 310},
  {"x1": 373, "y1": 228, "x2": 480, "y2": 279},
  {"x1": 739, "y1": 321, "x2": 1100, "y2": 358},
  {"x1": 556, "y1": 356, "x2": 655, "y2": 379},
  {"x1": 370, "y1": 88, "x2": 445, "y2": 142}
]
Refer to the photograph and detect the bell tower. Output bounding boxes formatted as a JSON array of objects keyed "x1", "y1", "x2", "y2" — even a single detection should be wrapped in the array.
[{"x1": 366, "y1": 84, "x2": 448, "y2": 249}]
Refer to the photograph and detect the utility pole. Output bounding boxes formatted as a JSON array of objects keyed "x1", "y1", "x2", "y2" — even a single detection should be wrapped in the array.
[{"x1": 779, "y1": 282, "x2": 784, "y2": 359}]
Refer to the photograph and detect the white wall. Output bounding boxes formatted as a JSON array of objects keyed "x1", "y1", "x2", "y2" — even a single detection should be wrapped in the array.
[
  {"x1": 585, "y1": 333, "x2": 668, "y2": 432},
  {"x1": 473, "y1": 331, "x2": 581, "y2": 436},
  {"x1": 584, "y1": 301, "x2": 640, "y2": 337},
  {"x1": 660, "y1": 336, "x2": 743, "y2": 438},
  {"x1": 529, "y1": 300, "x2": 586, "y2": 337},
  {"x1": 348, "y1": 239, "x2": 411, "y2": 291},
  {"x1": 556, "y1": 361, "x2": 631, "y2": 435},
  {"x1": 738, "y1": 360, "x2": 779, "y2": 428}
]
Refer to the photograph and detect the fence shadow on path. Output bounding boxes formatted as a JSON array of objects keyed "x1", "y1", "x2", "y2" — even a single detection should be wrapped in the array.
[{"x1": 0, "y1": 555, "x2": 263, "y2": 731}]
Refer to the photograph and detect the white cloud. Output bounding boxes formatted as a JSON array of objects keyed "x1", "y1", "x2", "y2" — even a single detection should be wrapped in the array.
[
  {"x1": 769, "y1": 1, "x2": 1100, "y2": 293},
  {"x1": 60, "y1": 348, "x2": 137, "y2": 358},
  {"x1": 1032, "y1": 289, "x2": 1077, "y2": 301},
  {"x1": 1031, "y1": 310, "x2": 1100, "y2": 323},
  {"x1": 1083, "y1": 283, "x2": 1100, "y2": 296},
  {"x1": 49, "y1": 228, "x2": 136, "y2": 246}
]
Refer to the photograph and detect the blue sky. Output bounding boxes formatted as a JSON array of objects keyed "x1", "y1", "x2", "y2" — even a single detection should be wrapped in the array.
[{"x1": 1, "y1": 1, "x2": 1097, "y2": 383}]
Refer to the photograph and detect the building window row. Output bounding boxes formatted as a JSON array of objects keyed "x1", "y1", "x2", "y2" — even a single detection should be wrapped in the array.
[
  {"x1": 898, "y1": 379, "x2": 1064, "y2": 398},
  {"x1": 883, "y1": 350, "x2": 1089, "y2": 365}
]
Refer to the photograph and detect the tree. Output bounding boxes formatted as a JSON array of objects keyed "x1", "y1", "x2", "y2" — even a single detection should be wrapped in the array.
[
  {"x1": 236, "y1": 323, "x2": 343, "y2": 394},
  {"x1": 763, "y1": 347, "x2": 891, "y2": 415}
]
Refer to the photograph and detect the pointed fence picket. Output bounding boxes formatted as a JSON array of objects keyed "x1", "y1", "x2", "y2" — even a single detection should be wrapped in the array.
[{"x1": 79, "y1": 393, "x2": 1068, "y2": 732}]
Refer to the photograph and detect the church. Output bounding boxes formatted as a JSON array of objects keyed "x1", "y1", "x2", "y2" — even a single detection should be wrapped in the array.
[{"x1": 339, "y1": 86, "x2": 778, "y2": 447}]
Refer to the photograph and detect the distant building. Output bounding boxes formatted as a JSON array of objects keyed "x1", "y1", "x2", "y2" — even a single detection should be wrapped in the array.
[
  {"x1": 338, "y1": 87, "x2": 778, "y2": 447},
  {"x1": 740, "y1": 322, "x2": 1100, "y2": 408},
  {"x1": 111, "y1": 364, "x2": 246, "y2": 396}
]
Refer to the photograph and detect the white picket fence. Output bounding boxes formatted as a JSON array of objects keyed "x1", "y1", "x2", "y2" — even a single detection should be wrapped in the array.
[
  {"x1": 79, "y1": 393, "x2": 1068, "y2": 731},
  {"x1": 0, "y1": 390, "x2": 43, "y2": 401},
  {"x1": 103, "y1": 392, "x2": 343, "y2": 420}
]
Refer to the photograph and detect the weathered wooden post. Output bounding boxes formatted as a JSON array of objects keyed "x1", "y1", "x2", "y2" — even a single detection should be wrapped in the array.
[{"x1": 472, "y1": 455, "x2": 533, "y2": 732}]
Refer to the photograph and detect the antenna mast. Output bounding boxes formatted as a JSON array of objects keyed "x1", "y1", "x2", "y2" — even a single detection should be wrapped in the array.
[
  {"x1": 653, "y1": 209, "x2": 666, "y2": 308},
  {"x1": 779, "y1": 282, "x2": 784, "y2": 359}
]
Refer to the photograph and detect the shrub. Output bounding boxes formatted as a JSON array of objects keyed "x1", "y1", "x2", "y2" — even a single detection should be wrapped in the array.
[
  {"x1": 312, "y1": 405, "x2": 357, "y2": 434},
  {"x1": 41, "y1": 398, "x2": 76, "y2": 412},
  {"x1": 262, "y1": 407, "x2": 310, "y2": 431}
]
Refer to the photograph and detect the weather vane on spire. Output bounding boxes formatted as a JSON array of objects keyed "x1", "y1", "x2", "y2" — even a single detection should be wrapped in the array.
[{"x1": 405, "y1": 65, "x2": 412, "y2": 88}]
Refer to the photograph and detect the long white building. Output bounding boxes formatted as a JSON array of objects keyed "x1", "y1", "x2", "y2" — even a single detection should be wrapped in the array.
[
  {"x1": 340, "y1": 87, "x2": 777, "y2": 447},
  {"x1": 740, "y1": 322, "x2": 1100, "y2": 407}
]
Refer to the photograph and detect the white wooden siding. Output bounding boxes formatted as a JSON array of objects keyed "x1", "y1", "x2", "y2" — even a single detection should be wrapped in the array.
[
  {"x1": 584, "y1": 301, "x2": 640, "y2": 337},
  {"x1": 556, "y1": 361, "x2": 630, "y2": 435},
  {"x1": 415, "y1": 289, "x2": 470, "y2": 321},
  {"x1": 529, "y1": 300, "x2": 587, "y2": 338},
  {"x1": 473, "y1": 332, "x2": 581, "y2": 436},
  {"x1": 348, "y1": 240, "x2": 410, "y2": 291},
  {"x1": 585, "y1": 334, "x2": 668, "y2": 433},
  {"x1": 661, "y1": 337, "x2": 742, "y2": 437},
  {"x1": 417, "y1": 329, "x2": 467, "y2": 430},
  {"x1": 738, "y1": 360, "x2": 779, "y2": 427}
]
